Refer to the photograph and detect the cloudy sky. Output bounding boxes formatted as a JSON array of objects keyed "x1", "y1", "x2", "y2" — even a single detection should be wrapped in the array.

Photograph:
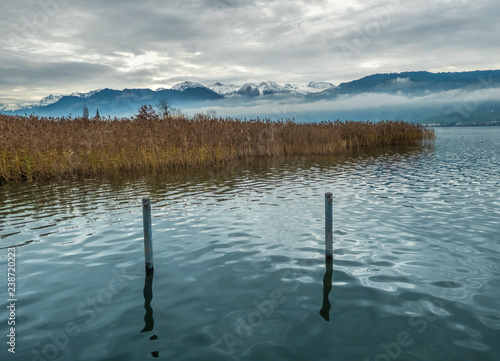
[{"x1": 1, "y1": 0, "x2": 499, "y2": 105}]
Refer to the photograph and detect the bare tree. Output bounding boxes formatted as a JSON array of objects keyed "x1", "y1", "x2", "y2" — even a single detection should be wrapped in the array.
[
  {"x1": 205, "y1": 109, "x2": 218, "y2": 119},
  {"x1": 156, "y1": 98, "x2": 172, "y2": 119}
]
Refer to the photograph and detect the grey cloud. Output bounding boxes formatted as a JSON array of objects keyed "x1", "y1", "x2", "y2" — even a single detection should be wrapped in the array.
[
  {"x1": 1, "y1": 0, "x2": 500, "y2": 105},
  {"x1": 0, "y1": 61, "x2": 116, "y2": 103},
  {"x1": 0, "y1": 61, "x2": 112, "y2": 86}
]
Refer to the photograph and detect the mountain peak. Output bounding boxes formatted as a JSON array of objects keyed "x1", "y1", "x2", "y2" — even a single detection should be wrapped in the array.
[
  {"x1": 68, "y1": 89, "x2": 104, "y2": 98},
  {"x1": 171, "y1": 81, "x2": 206, "y2": 91},
  {"x1": 207, "y1": 82, "x2": 240, "y2": 96},
  {"x1": 37, "y1": 94, "x2": 64, "y2": 107},
  {"x1": 307, "y1": 81, "x2": 335, "y2": 90},
  {"x1": 234, "y1": 81, "x2": 297, "y2": 96}
]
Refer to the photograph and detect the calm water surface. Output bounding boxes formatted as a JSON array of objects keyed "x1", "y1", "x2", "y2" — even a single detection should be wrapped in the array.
[{"x1": 0, "y1": 127, "x2": 499, "y2": 361}]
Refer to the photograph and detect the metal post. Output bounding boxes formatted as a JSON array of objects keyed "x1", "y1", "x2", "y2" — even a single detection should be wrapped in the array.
[
  {"x1": 142, "y1": 199, "x2": 154, "y2": 275},
  {"x1": 325, "y1": 192, "x2": 333, "y2": 259}
]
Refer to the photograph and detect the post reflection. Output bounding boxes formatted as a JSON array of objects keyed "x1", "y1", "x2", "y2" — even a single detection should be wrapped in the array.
[
  {"x1": 141, "y1": 273, "x2": 159, "y2": 358},
  {"x1": 319, "y1": 258, "x2": 333, "y2": 321}
]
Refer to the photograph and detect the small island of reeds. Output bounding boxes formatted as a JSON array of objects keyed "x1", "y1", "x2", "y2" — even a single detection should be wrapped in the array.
[{"x1": 0, "y1": 112, "x2": 434, "y2": 183}]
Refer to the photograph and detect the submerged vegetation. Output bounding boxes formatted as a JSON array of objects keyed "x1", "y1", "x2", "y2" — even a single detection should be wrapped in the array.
[{"x1": 0, "y1": 112, "x2": 434, "y2": 183}]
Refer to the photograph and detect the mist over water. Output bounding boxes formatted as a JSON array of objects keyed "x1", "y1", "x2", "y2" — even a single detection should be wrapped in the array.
[{"x1": 0, "y1": 127, "x2": 499, "y2": 361}]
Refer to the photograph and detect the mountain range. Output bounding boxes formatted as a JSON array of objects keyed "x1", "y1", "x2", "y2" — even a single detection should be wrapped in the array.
[{"x1": 2, "y1": 70, "x2": 500, "y2": 125}]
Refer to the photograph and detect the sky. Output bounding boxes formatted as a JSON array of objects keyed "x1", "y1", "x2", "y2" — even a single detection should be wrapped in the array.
[{"x1": 1, "y1": 0, "x2": 500, "y2": 105}]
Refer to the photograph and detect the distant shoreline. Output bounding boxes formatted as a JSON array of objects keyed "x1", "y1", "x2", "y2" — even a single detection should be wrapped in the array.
[{"x1": 424, "y1": 123, "x2": 500, "y2": 127}]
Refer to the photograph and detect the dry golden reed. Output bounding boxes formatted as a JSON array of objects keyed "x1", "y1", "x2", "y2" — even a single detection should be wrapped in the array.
[{"x1": 0, "y1": 113, "x2": 434, "y2": 183}]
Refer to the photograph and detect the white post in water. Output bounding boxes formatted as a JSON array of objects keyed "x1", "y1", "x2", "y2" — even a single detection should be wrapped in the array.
[
  {"x1": 142, "y1": 199, "x2": 154, "y2": 275},
  {"x1": 325, "y1": 192, "x2": 333, "y2": 259}
]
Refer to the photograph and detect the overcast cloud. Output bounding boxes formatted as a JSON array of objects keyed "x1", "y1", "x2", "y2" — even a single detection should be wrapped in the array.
[{"x1": 1, "y1": 0, "x2": 500, "y2": 104}]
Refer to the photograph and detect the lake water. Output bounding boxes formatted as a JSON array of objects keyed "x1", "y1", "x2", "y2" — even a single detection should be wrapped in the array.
[{"x1": 1, "y1": 127, "x2": 499, "y2": 361}]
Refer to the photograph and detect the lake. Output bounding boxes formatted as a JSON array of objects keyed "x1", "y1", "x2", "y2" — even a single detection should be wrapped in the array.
[{"x1": 1, "y1": 127, "x2": 499, "y2": 361}]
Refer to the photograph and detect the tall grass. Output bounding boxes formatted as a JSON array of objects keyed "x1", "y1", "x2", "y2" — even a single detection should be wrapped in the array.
[{"x1": 0, "y1": 113, "x2": 434, "y2": 183}]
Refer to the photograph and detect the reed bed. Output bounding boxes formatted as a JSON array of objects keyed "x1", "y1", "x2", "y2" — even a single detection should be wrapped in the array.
[{"x1": 0, "y1": 113, "x2": 434, "y2": 183}]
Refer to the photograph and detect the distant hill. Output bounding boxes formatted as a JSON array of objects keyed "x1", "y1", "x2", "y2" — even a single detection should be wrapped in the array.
[
  {"x1": 311, "y1": 70, "x2": 500, "y2": 98},
  {"x1": 2, "y1": 70, "x2": 500, "y2": 125},
  {"x1": 2, "y1": 86, "x2": 222, "y2": 118}
]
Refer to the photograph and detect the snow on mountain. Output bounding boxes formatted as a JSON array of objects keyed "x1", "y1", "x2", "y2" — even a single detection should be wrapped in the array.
[
  {"x1": 180, "y1": 80, "x2": 333, "y2": 96},
  {"x1": 36, "y1": 94, "x2": 65, "y2": 107},
  {"x1": 236, "y1": 83, "x2": 261, "y2": 96},
  {"x1": 0, "y1": 94, "x2": 65, "y2": 111},
  {"x1": 1, "y1": 80, "x2": 333, "y2": 113},
  {"x1": 286, "y1": 82, "x2": 336, "y2": 94},
  {"x1": 258, "y1": 81, "x2": 296, "y2": 95},
  {"x1": 30, "y1": 90, "x2": 104, "y2": 109},
  {"x1": 207, "y1": 82, "x2": 240, "y2": 96},
  {"x1": 0, "y1": 90, "x2": 104, "y2": 111},
  {"x1": 235, "y1": 81, "x2": 299, "y2": 96},
  {"x1": 285, "y1": 84, "x2": 309, "y2": 94},
  {"x1": 69, "y1": 89, "x2": 103, "y2": 98},
  {"x1": 171, "y1": 81, "x2": 207, "y2": 91},
  {"x1": 307, "y1": 81, "x2": 335, "y2": 90},
  {"x1": 1, "y1": 102, "x2": 36, "y2": 111}
]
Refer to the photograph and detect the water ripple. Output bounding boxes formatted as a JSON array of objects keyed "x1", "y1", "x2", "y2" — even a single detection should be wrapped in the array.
[{"x1": 1, "y1": 128, "x2": 499, "y2": 360}]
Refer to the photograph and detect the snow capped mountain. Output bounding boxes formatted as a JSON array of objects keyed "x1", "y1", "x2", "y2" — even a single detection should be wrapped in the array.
[
  {"x1": 286, "y1": 82, "x2": 335, "y2": 94},
  {"x1": 236, "y1": 83, "x2": 261, "y2": 97},
  {"x1": 1, "y1": 94, "x2": 68, "y2": 111},
  {"x1": 257, "y1": 81, "x2": 297, "y2": 95},
  {"x1": 69, "y1": 89, "x2": 103, "y2": 98},
  {"x1": 207, "y1": 82, "x2": 240, "y2": 96},
  {"x1": 307, "y1": 81, "x2": 335, "y2": 90},
  {"x1": 171, "y1": 81, "x2": 207, "y2": 91},
  {"x1": 30, "y1": 90, "x2": 104, "y2": 109},
  {"x1": 1, "y1": 80, "x2": 334, "y2": 113},
  {"x1": 36, "y1": 94, "x2": 65, "y2": 107},
  {"x1": 163, "y1": 80, "x2": 334, "y2": 97},
  {"x1": 235, "y1": 81, "x2": 300, "y2": 96}
]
